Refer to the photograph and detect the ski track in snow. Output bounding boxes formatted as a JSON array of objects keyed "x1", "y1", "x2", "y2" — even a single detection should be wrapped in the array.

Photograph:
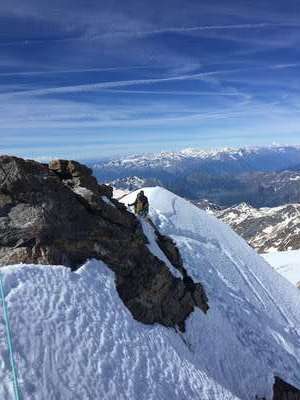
[{"x1": 0, "y1": 186, "x2": 300, "y2": 399}]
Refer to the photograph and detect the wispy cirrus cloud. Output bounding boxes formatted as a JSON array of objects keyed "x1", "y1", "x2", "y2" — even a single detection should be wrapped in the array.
[
  {"x1": 101, "y1": 22, "x2": 300, "y2": 38},
  {"x1": 0, "y1": 69, "x2": 241, "y2": 97},
  {"x1": 0, "y1": 65, "x2": 150, "y2": 77},
  {"x1": 2, "y1": 62, "x2": 299, "y2": 98},
  {"x1": 1, "y1": 22, "x2": 299, "y2": 47}
]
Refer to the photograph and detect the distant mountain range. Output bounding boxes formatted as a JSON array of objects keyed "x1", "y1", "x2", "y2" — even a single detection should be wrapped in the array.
[{"x1": 91, "y1": 145, "x2": 300, "y2": 207}]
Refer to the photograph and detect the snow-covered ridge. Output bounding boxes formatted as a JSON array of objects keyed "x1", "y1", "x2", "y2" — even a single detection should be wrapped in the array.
[
  {"x1": 1, "y1": 186, "x2": 300, "y2": 399},
  {"x1": 93, "y1": 144, "x2": 300, "y2": 170},
  {"x1": 122, "y1": 187, "x2": 300, "y2": 399}
]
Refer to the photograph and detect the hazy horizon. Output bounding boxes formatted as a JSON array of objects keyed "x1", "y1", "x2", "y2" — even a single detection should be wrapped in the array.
[{"x1": 3, "y1": 142, "x2": 299, "y2": 163}]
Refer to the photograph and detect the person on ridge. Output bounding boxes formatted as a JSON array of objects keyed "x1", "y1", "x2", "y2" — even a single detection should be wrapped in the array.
[{"x1": 129, "y1": 190, "x2": 149, "y2": 217}]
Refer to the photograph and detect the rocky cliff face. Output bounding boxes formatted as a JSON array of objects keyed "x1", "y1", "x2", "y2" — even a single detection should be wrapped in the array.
[{"x1": 0, "y1": 155, "x2": 208, "y2": 331}]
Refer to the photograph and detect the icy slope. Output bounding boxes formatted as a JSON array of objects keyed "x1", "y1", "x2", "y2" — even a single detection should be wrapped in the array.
[
  {"x1": 123, "y1": 188, "x2": 300, "y2": 399},
  {"x1": 263, "y1": 250, "x2": 300, "y2": 287},
  {"x1": 0, "y1": 186, "x2": 300, "y2": 399}
]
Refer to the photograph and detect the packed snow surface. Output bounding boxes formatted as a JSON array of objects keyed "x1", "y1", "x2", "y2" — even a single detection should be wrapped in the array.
[
  {"x1": 263, "y1": 250, "x2": 300, "y2": 287},
  {"x1": 1, "y1": 187, "x2": 300, "y2": 399},
  {"x1": 0, "y1": 266, "x2": 237, "y2": 400}
]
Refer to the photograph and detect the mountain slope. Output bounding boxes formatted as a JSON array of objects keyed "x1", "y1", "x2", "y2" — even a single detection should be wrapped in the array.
[
  {"x1": 0, "y1": 187, "x2": 300, "y2": 399},
  {"x1": 215, "y1": 203, "x2": 300, "y2": 253},
  {"x1": 124, "y1": 188, "x2": 300, "y2": 399}
]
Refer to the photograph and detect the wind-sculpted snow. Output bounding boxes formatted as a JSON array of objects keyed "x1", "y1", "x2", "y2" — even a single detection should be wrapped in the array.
[
  {"x1": 0, "y1": 262, "x2": 238, "y2": 400},
  {"x1": 0, "y1": 186, "x2": 300, "y2": 399}
]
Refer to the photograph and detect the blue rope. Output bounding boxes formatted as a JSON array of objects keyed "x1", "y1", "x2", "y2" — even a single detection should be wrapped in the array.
[{"x1": 0, "y1": 272, "x2": 21, "y2": 400}]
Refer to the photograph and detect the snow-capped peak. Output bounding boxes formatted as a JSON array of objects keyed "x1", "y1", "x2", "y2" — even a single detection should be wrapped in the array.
[{"x1": 94, "y1": 144, "x2": 300, "y2": 171}]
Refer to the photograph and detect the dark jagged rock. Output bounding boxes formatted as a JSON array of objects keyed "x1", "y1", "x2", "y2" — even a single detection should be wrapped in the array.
[
  {"x1": 151, "y1": 220, "x2": 208, "y2": 318},
  {"x1": 49, "y1": 159, "x2": 114, "y2": 206},
  {"x1": 273, "y1": 376, "x2": 300, "y2": 399},
  {"x1": 0, "y1": 155, "x2": 208, "y2": 331},
  {"x1": 155, "y1": 228, "x2": 186, "y2": 275}
]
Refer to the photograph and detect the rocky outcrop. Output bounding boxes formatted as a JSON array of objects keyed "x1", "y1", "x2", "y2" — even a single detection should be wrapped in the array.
[
  {"x1": 0, "y1": 155, "x2": 208, "y2": 331},
  {"x1": 49, "y1": 159, "x2": 113, "y2": 203},
  {"x1": 273, "y1": 376, "x2": 300, "y2": 400}
]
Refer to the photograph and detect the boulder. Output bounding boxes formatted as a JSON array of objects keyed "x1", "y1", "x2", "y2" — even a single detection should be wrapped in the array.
[{"x1": 0, "y1": 155, "x2": 208, "y2": 331}]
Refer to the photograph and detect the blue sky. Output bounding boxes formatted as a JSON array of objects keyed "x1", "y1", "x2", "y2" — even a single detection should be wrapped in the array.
[{"x1": 1, "y1": 0, "x2": 300, "y2": 160}]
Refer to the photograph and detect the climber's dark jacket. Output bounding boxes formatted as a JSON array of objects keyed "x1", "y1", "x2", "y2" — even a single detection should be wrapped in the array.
[{"x1": 129, "y1": 191, "x2": 149, "y2": 217}]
